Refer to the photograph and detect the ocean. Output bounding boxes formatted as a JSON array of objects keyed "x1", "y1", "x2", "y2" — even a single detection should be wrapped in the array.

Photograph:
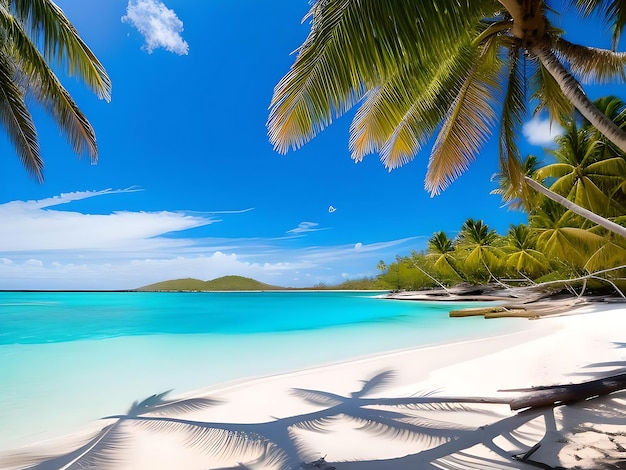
[{"x1": 0, "y1": 291, "x2": 525, "y2": 450}]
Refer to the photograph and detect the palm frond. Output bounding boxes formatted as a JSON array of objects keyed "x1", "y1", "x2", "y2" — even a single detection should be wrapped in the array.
[
  {"x1": 268, "y1": 0, "x2": 495, "y2": 154},
  {"x1": 585, "y1": 238, "x2": 626, "y2": 272},
  {"x1": 554, "y1": 37, "x2": 626, "y2": 84},
  {"x1": 0, "y1": 48, "x2": 41, "y2": 180},
  {"x1": 536, "y1": 162, "x2": 577, "y2": 181},
  {"x1": 536, "y1": 225, "x2": 604, "y2": 263},
  {"x1": 348, "y1": 62, "x2": 447, "y2": 167},
  {"x1": 425, "y1": 61, "x2": 500, "y2": 195},
  {"x1": 374, "y1": 43, "x2": 476, "y2": 170},
  {"x1": 433, "y1": 255, "x2": 463, "y2": 279},
  {"x1": 529, "y1": 54, "x2": 574, "y2": 124},
  {"x1": 0, "y1": 8, "x2": 98, "y2": 159},
  {"x1": 506, "y1": 250, "x2": 549, "y2": 276},
  {"x1": 568, "y1": 0, "x2": 626, "y2": 50},
  {"x1": 10, "y1": 0, "x2": 111, "y2": 100},
  {"x1": 499, "y1": 44, "x2": 526, "y2": 194}
]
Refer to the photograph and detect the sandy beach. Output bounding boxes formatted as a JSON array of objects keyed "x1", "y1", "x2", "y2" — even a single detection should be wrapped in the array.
[{"x1": 1, "y1": 301, "x2": 625, "y2": 469}]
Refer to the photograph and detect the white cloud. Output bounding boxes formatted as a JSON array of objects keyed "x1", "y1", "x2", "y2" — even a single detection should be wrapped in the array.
[
  {"x1": 0, "y1": 190, "x2": 420, "y2": 289},
  {"x1": 0, "y1": 189, "x2": 217, "y2": 252},
  {"x1": 522, "y1": 116, "x2": 564, "y2": 146},
  {"x1": 122, "y1": 0, "x2": 189, "y2": 55},
  {"x1": 287, "y1": 221, "x2": 329, "y2": 234}
]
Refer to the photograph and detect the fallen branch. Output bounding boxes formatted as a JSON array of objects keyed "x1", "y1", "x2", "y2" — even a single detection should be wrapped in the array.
[{"x1": 501, "y1": 373, "x2": 626, "y2": 411}]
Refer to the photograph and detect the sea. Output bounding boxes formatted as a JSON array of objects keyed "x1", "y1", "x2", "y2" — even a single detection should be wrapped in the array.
[{"x1": 0, "y1": 290, "x2": 526, "y2": 451}]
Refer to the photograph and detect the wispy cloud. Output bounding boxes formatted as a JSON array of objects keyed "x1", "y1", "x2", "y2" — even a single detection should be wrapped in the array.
[
  {"x1": 0, "y1": 190, "x2": 420, "y2": 289},
  {"x1": 522, "y1": 116, "x2": 563, "y2": 146},
  {"x1": 0, "y1": 189, "x2": 215, "y2": 252},
  {"x1": 122, "y1": 0, "x2": 189, "y2": 55},
  {"x1": 287, "y1": 221, "x2": 329, "y2": 234}
]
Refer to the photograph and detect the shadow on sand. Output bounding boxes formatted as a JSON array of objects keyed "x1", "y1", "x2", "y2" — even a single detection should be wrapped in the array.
[{"x1": 1, "y1": 363, "x2": 625, "y2": 470}]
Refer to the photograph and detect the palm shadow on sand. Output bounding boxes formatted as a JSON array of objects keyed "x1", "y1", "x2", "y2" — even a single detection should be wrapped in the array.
[{"x1": 1, "y1": 363, "x2": 625, "y2": 470}]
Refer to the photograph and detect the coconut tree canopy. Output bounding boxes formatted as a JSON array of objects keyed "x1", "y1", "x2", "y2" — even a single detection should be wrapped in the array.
[{"x1": 268, "y1": 0, "x2": 626, "y2": 196}]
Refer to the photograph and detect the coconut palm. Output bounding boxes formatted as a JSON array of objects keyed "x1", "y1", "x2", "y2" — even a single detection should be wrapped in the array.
[
  {"x1": 583, "y1": 96, "x2": 626, "y2": 158},
  {"x1": 0, "y1": 0, "x2": 111, "y2": 180},
  {"x1": 536, "y1": 119, "x2": 626, "y2": 217},
  {"x1": 426, "y1": 231, "x2": 464, "y2": 281},
  {"x1": 455, "y1": 218, "x2": 505, "y2": 282},
  {"x1": 531, "y1": 199, "x2": 605, "y2": 269},
  {"x1": 268, "y1": 0, "x2": 626, "y2": 237},
  {"x1": 581, "y1": 96, "x2": 626, "y2": 207},
  {"x1": 503, "y1": 224, "x2": 550, "y2": 278}
]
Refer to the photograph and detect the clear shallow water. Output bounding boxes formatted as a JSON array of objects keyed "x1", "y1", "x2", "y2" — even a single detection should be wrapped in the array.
[
  {"x1": 0, "y1": 291, "x2": 524, "y2": 450},
  {"x1": 1, "y1": 291, "x2": 476, "y2": 343}
]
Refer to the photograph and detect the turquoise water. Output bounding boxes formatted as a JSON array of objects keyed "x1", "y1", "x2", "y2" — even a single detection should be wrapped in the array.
[
  {"x1": 0, "y1": 291, "x2": 523, "y2": 450},
  {"x1": 1, "y1": 291, "x2": 473, "y2": 344}
]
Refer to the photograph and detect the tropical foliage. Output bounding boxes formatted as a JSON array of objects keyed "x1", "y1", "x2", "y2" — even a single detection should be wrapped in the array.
[
  {"x1": 268, "y1": 0, "x2": 626, "y2": 196},
  {"x1": 0, "y1": 0, "x2": 111, "y2": 180},
  {"x1": 377, "y1": 97, "x2": 626, "y2": 292}
]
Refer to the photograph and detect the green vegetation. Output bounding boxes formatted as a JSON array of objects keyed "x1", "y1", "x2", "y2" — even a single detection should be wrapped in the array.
[
  {"x1": 1, "y1": 1, "x2": 110, "y2": 180},
  {"x1": 138, "y1": 276, "x2": 284, "y2": 292},
  {"x1": 267, "y1": 1, "x2": 626, "y2": 294},
  {"x1": 377, "y1": 98, "x2": 626, "y2": 293},
  {"x1": 268, "y1": 0, "x2": 626, "y2": 241},
  {"x1": 145, "y1": 98, "x2": 626, "y2": 295},
  {"x1": 316, "y1": 277, "x2": 387, "y2": 290}
]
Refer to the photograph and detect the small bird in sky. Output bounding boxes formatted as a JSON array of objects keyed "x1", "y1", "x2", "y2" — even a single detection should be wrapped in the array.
[{"x1": 328, "y1": 205, "x2": 337, "y2": 213}]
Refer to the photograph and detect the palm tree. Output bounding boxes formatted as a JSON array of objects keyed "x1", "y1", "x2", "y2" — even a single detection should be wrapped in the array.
[
  {"x1": 582, "y1": 96, "x2": 626, "y2": 208},
  {"x1": 426, "y1": 231, "x2": 464, "y2": 281},
  {"x1": 503, "y1": 224, "x2": 550, "y2": 279},
  {"x1": 455, "y1": 218, "x2": 504, "y2": 283},
  {"x1": 531, "y1": 199, "x2": 605, "y2": 269},
  {"x1": 0, "y1": 0, "x2": 111, "y2": 180},
  {"x1": 268, "y1": 0, "x2": 626, "y2": 237},
  {"x1": 536, "y1": 119, "x2": 626, "y2": 217}
]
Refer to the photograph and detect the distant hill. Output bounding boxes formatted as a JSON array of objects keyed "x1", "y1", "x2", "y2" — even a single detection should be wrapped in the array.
[{"x1": 137, "y1": 275, "x2": 285, "y2": 291}]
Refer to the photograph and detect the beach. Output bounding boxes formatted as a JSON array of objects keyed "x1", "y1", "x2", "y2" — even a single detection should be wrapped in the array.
[{"x1": 1, "y1": 300, "x2": 625, "y2": 469}]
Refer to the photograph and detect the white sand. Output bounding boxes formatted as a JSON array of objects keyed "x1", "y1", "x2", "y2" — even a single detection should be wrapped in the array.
[{"x1": 1, "y1": 302, "x2": 625, "y2": 469}]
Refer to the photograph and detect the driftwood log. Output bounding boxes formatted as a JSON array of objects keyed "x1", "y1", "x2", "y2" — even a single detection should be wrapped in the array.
[{"x1": 501, "y1": 373, "x2": 626, "y2": 411}]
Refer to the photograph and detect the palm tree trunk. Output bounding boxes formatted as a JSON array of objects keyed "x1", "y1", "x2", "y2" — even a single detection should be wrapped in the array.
[
  {"x1": 531, "y1": 43, "x2": 626, "y2": 154},
  {"x1": 524, "y1": 176, "x2": 626, "y2": 238}
]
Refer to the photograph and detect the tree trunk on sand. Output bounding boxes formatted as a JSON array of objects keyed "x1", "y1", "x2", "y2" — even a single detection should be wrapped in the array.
[
  {"x1": 524, "y1": 176, "x2": 626, "y2": 239},
  {"x1": 503, "y1": 373, "x2": 626, "y2": 411}
]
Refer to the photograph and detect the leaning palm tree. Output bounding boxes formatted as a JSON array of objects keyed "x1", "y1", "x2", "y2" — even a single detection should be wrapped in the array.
[
  {"x1": 0, "y1": 0, "x2": 111, "y2": 180},
  {"x1": 268, "y1": 0, "x2": 626, "y2": 237}
]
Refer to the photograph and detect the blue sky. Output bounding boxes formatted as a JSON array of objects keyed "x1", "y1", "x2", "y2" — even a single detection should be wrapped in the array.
[{"x1": 0, "y1": 1, "x2": 619, "y2": 290}]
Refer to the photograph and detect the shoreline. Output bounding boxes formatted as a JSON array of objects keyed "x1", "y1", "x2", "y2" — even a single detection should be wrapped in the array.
[{"x1": 1, "y1": 302, "x2": 625, "y2": 469}]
